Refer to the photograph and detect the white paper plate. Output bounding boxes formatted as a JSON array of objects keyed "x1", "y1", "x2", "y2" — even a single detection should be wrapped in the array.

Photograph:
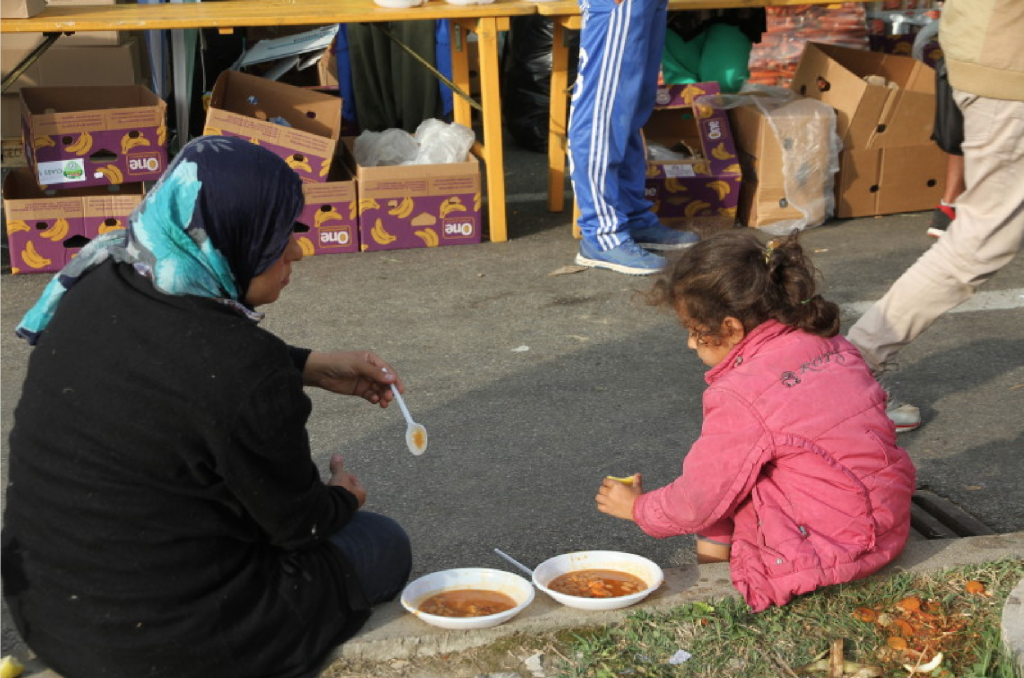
[
  {"x1": 401, "y1": 567, "x2": 535, "y2": 630},
  {"x1": 532, "y1": 550, "x2": 663, "y2": 611}
]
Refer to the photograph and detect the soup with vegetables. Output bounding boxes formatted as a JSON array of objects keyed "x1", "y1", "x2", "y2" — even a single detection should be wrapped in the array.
[
  {"x1": 548, "y1": 570, "x2": 647, "y2": 598},
  {"x1": 418, "y1": 589, "x2": 517, "y2": 617}
]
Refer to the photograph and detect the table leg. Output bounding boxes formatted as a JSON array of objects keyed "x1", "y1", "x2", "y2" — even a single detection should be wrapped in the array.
[
  {"x1": 453, "y1": 17, "x2": 508, "y2": 243},
  {"x1": 547, "y1": 19, "x2": 570, "y2": 213}
]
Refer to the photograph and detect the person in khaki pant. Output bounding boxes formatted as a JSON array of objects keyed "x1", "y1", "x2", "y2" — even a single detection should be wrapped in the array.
[{"x1": 846, "y1": 0, "x2": 1024, "y2": 433}]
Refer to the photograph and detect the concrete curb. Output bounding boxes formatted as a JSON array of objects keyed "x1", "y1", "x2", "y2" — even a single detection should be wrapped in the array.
[
  {"x1": 329, "y1": 532, "x2": 1024, "y2": 665},
  {"x1": 1003, "y1": 576, "x2": 1024, "y2": 675}
]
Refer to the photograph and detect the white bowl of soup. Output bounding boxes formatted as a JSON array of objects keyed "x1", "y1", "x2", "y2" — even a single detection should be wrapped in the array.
[
  {"x1": 532, "y1": 551, "x2": 663, "y2": 611},
  {"x1": 401, "y1": 567, "x2": 535, "y2": 630}
]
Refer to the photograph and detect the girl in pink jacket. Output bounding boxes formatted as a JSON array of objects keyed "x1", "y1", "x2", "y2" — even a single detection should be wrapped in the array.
[{"x1": 596, "y1": 232, "x2": 916, "y2": 611}]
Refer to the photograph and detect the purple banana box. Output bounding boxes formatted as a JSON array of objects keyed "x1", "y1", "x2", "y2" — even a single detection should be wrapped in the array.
[
  {"x1": 3, "y1": 167, "x2": 143, "y2": 274},
  {"x1": 294, "y1": 161, "x2": 359, "y2": 256},
  {"x1": 20, "y1": 85, "x2": 167, "y2": 190},
  {"x1": 345, "y1": 138, "x2": 482, "y2": 252},
  {"x1": 643, "y1": 82, "x2": 742, "y2": 229}
]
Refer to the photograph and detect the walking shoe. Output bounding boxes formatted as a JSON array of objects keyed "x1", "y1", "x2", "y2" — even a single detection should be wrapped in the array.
[
  {"x1": 874, "y1": 370, "x2": 922, "y2": 433},
  {"x1": 927, "y1": 203, "x2": 955, "y2": 238},
  {"x1": 575, "y1": 238, "x2": 667, "y2": 276},
  {"x1": 631, "y1": 222, "x2": 699, "y2": 251}
]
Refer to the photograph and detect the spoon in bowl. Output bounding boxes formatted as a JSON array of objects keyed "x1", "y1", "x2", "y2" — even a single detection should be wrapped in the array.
[{"x1": 382, "y1": 369, "x2": 427, "y2": 456}]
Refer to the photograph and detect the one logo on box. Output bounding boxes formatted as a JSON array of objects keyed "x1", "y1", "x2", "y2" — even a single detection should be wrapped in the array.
[
  {"x1": 127, "y1": 152, "x2": 162, "y2": 175},
  {"x1": 705, "y1": 119, "x2": 723, "y2": 140},
  {"x1": 319, "y1": 229, "x2": 351, "y2": 247},
  {"x1": 442, "y1": 218, "x2": 476, "y2": 239}
]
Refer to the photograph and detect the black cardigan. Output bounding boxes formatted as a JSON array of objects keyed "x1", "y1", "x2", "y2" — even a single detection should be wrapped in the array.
[{"x1": 2, "y1": 261, "x2": 370, "y2": 678}]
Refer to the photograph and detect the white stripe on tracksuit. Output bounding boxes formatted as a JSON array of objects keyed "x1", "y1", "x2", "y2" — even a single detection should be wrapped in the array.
[{"x1": 569, "y1": 0, "x2": 666, "y2": 251}]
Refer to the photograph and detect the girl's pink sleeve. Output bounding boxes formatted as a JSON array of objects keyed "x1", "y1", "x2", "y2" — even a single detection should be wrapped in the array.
[{"x1": 633, "y1": 388, "x2": 772, "y2": 539}]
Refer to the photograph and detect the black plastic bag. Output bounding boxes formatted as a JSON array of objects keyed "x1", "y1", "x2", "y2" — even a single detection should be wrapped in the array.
[{"x1": 504, "y1": 15, "x2": 579, "y2": 153}]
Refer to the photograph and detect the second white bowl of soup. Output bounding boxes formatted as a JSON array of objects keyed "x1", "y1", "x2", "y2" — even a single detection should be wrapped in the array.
[
  {"x1": 401, "y1": 567, "x2": 534, "y2": 630},
  {"x1": 532, "y1": 551, "x2": 663, "y2": 611}
]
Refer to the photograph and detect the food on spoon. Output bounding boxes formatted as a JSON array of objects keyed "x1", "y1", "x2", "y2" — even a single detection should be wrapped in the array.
[
  {"x1": 418, "y1": 589, "x2": 516, "y2": 617},
  {"x1": 606, "y1": 475, "x2": 635, "y2": 486},
  {"x1": 548, "y1": 570, "x2": 647, "y2": 598}
]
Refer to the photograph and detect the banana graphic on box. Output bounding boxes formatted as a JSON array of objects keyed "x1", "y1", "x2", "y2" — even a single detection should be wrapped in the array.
[
  {"x1": 20, "y1": 241, "x2": 52, "y2": 269},
  {"x1": 286, "y1": 154, "x2": 312, "y2": 174},
  {"x1": 95, "y1": 164, "x2": 124, "y2": 184},
  {"x1": 98, "y1": 218, "x2": 123, "y2": 234},
  {"x1": 414, "y1": 228, "x2": 439, "y2": 248},
  {"x1": 359, "y1": 198, "x2": 381, "y2": 215},
  {"x1": 33, "y1": 135, "x2": 55, "y2": 150},
  {"x1": 684, "y1": 200, "x2": 712, "y2": 218},
  {"x1": 472, "y1": 192, "x2": 482, "y2": 212},
  {"x1": 711, "y1": 143, "x2": 733, "y2": 161},
  {"x1": 665, "y1": 177, "x2": 688, "y2": 194},
  {"x1": 5, "y1": 220, "x2": 30, "y2": 235},
  {"x1": 314, "y1": 205, "x2": 343, "y2": 229},
  {"x1": 707, "y1": 180, "x2": 732, "y2": 201},
  {"x1": 120, "y1": 131, "x2": 150, "y2": 156},
  {"x1": 297, "y1": 237, "x2": 316, "y2": 256},
  {"x1": 370, "y1": 218, "x2": 397, "y2": 245},
  {"x1": 319, "y1": 158, "x2": 331, "y2": 178},
  {"x1": 40, "y1": 217, "x2": 69, "y2": 242},
  {"x1": 439, "y1": 196, "x2": 466, "y2": 219},
  {"x1": 719, "y1": 206, "x2": 737, "y2": 218},
  {"x1": 723, "y1": 163, "x2": 741, "y2": 175},
  {"x1": 348, "y1": 200, "x2": 358, "y2": 221},
  {"x1": 645, "y1": 163, "x2": 660, "y2": 178},
  {"x1": 157, "y1": 124, "x2": 167, "y2": 146},
  {"x1": 66, "y1": 131, "x2": 93, "y2": 156},
  {"x1": 387, "y1": 196, "x2": 414, "y2": 219}
]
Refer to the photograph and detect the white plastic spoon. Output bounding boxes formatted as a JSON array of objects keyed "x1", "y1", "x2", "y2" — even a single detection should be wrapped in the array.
[
  {"x1": 493, "y1": 548, "x2": 534, "y2": 577},
  {"x1": 382, "y1": 370, "x2": 427, "y2": 455}
]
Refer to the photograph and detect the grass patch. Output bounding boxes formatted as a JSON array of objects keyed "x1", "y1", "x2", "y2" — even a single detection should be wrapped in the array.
[{"x1": 550, "y1": 559, "x2": 1023, "y2": 678}]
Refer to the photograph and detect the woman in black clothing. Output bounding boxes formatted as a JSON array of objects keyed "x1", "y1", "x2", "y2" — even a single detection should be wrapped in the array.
[{"x1": 3, "y1": 136, "x2": 412, "y2": 678}]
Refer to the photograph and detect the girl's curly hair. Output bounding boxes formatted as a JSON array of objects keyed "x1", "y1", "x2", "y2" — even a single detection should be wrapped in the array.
[{"x1": 647, "y1": 230, "x2": 841, "y2": 342}]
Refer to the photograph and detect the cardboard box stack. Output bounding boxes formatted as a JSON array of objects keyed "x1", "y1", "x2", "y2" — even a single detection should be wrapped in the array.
[
  {"x1": 642, "y1": 82, "x2": 742, "y2": 231},
  {"x1": 5, "y1": 83, "x2": 166, "y2": 274},
  {"x1": 790, "y1": 42, "x2": 945, "y2": 218},
  {"x1": 203, "y1": 70, "x2": 358, "y2": 256},
  {"x1": 2, "y1": 0, "x2": 142, "y2": 169}
]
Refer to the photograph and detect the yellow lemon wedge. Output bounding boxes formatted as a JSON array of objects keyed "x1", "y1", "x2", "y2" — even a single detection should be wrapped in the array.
[{"x1": 606, "y1": 475, "x2": 635, "y2": 486}]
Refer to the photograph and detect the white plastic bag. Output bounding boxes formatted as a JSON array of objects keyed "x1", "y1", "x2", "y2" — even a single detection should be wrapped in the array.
[{"x1": 353, "y1": 120, "x2": 475, "y2": 167}]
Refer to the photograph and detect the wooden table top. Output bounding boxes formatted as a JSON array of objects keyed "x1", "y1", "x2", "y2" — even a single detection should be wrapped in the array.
[
  {"x1": 1, "y1": 0, "x2": 539, "y2": 34},
  {"x1": 534, "y1": 0, "x2": 871, "y2": 15}
]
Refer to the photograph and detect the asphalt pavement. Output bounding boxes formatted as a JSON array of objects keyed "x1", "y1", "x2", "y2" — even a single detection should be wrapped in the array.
[{"x1": 2, "y1": 141, "x2": 1023, "y2": 669}]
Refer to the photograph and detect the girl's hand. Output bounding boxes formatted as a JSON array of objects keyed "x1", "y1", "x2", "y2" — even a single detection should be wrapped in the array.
[
  {"x1": 596, "y1": 474, "x2": 643, "y2": 521},
  {"x1": 303, "y1": 351, "x2": 401, "y2": 408},
  {"x1": 328, "y1": 454, "x2": 366, "y2": 508}
]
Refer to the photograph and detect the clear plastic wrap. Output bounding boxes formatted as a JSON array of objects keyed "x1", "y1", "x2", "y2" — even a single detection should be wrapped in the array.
[{"x1": 707, "y1": 86, "x2": 842, "y2": 234}]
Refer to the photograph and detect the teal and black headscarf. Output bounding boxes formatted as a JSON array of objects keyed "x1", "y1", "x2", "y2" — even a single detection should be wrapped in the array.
[{"x1": 16, "y1": 135, "x2": 304, "y2": 345}]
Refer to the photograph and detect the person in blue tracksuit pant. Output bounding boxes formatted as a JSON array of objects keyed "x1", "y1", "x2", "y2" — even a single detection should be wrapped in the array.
[{"x1": 569, "y1": 0, "x2": 699, "y2": 276}]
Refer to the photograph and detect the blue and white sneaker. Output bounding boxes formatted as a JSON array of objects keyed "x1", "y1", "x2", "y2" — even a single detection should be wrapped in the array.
[
  {"x1": 575, "y1": 238, "x2": 667, "y2": 276},
  {"x1": 630, "y1": 222, "x2": 699, "y2": 251}
]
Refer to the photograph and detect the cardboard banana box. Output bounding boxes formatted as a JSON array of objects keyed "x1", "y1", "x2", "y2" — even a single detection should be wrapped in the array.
[
  {"x1": 345, "y1": 138, "x2": 482, "y2": 253},
  {"x1": 3, "y1": 167, "x2": 143, "y2": 274},
  {"x1": 641, "y1": 82, "x2": 742, "y2": 229},
  {"x1": 294, "y1": 157, "x2": 359, "y2": 256},
  {"x1": 20, "y1": 84, "x2": 167, "y2": 190},
  {"x1": 204, "y1": 71, "x2": 341, "y2": 185}
]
